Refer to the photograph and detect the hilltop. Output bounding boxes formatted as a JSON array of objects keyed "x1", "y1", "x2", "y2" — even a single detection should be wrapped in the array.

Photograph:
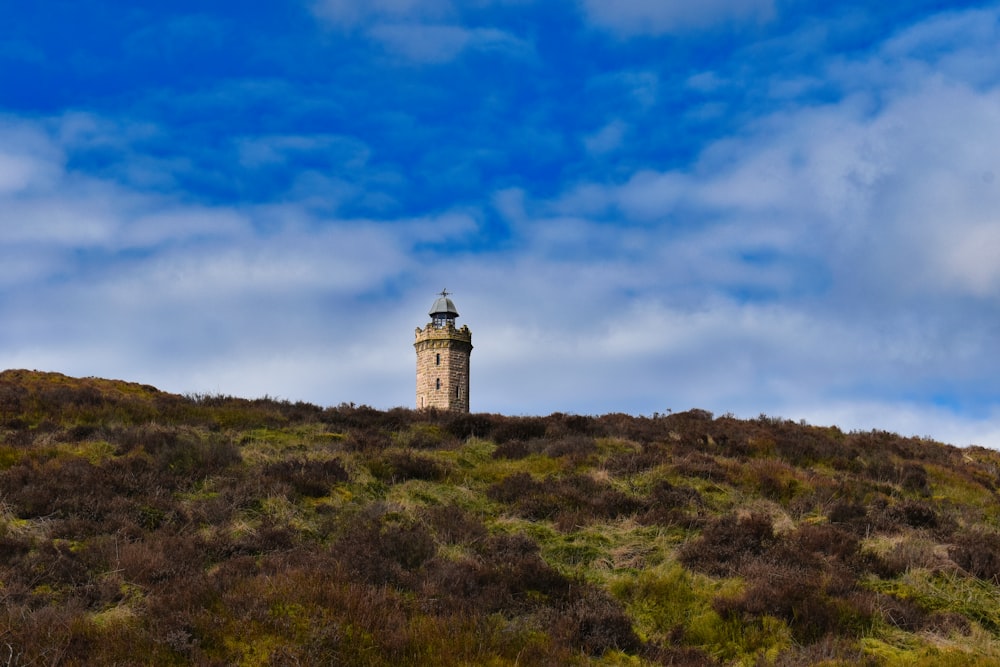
[{"x1": 1, "y1": 370, "x2": 999, "y2": 665}]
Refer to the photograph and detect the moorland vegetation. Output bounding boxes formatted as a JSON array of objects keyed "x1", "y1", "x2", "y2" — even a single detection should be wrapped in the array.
[{"x1": 1, "y1": 370, "x2": 999, "y2": 665}]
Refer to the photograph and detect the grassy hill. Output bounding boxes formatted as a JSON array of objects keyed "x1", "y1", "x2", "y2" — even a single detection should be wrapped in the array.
[{"x1": 1, "y1": 370, "x2": 999, "y2": 666}]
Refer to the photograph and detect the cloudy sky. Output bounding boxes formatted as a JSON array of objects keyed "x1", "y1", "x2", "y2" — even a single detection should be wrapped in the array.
[{"x1": 2, "y1": 1, "x2": 1000, "y2": 446}]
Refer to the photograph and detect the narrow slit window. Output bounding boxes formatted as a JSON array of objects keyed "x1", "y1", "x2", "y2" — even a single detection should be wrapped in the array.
[
  {"x1": 435, "y1": 378, "x2": 441, "y2": 390},
  {"x1": 435, "y1": 353, "x2": 440, "y2": 365}
]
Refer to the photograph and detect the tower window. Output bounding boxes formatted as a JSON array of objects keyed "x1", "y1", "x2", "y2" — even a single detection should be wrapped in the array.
[
  {"x1": 436, "y1": 353, "x2": 440, "y2": 365},
  {"x1": 435, "y1": 378, "x2": 441, "y2": 390}
]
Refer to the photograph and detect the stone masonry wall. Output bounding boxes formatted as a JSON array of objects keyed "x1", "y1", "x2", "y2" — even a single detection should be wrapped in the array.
[{"x1": 415, "y1": 323, "x2": 472, "y2": 412}]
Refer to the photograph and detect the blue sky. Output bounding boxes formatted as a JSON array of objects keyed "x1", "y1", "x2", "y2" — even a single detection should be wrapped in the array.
[{"x1": 3, "y1": 0, "x2": 1000, "y2": 446}]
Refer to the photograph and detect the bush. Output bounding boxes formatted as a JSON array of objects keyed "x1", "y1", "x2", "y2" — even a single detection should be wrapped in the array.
[
  {"x1": 712, "y1": 534, "x2": 867, "y2": 643},
  {"x1": 554, "y1": 586, "x2": 641, "y2": 655},
  {"x1": 491, "y1": 438, "x2": 542, "y2": 460},
  {"x1": 487, "y1": 472, "x2": 643, "y2": 529},
  {"x1": 888, "y1": 500, "x2": 940, "y2": 530},
  {"x1": 489, "y1": 417, "x2": 548, "y2": 443},
  {"x1": 792, "y1": 523, "x2": 860, "y2": 564},
  {"x1": 108, "y1": 425, "x2": 241, "y2": 474},
  {"x1": 421, "y1": 504, "x2": 488, "y2": 545},
  {"x1": 444, "y1": 413, "x2": 496, "y2": 440},
  {"x1": 544, "y1": 435, "x2": 598, "y2": 460},
  {"x1": 605, "y1": 442, "x2": 672, "y2": 475},
  {"x1": 262, "y1": 458, "x2": 348, "y2": 497},
  {"x1": 678, "y1": 513, "x2": 776, "y2": 577},
  {"x1": 900, "y1": 463, "x2": 931, "y2": 495},
  {"x1": 343, "y1": 428, "x2": 392, "y2": 451},
  {"x1": 639, "y1": 480, "x2": 703, "y2": 527},
  {"x1": 333, "y1": 514, "x2": 436, "y2": 587},
  {"x1": 949, "y1": 529, "x2": 1000, "y2": 583},
  {"x1": 370, "y1": 451, "x2": 450, "y2": 483},
  {"x1": 828, "y1": 501, "x2": 868, "y2": 529},
  {"x1": 422, "y1": 532, "x2": 572, "y2": 616}
]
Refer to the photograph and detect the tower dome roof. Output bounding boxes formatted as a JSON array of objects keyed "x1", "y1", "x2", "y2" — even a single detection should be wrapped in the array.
[{"x1": 429, "y1": 290, "x2": 459, "y2": 319}]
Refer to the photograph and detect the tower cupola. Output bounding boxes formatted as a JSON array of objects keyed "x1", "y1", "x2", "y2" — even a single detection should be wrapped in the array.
[{"x1": 429, "y1": 290, "x2": 460, "y2": 328}]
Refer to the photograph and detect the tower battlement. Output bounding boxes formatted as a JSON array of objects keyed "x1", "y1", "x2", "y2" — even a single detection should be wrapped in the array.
[{"x1": 414, "y1": 323, "x2": 472, "y2": 345}]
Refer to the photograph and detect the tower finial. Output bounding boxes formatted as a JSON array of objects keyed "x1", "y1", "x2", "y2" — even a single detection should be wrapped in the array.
[{"x1": 440, "y1": 288, "x2": 450, "y2": 298}]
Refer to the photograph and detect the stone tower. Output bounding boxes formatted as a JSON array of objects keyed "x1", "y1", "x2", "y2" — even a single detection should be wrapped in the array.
[{"x1": 415, "y1": 290, "x2": 472, "y2": 412}]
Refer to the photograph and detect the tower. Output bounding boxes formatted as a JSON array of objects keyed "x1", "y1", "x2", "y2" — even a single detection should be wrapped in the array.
[{"x1": 415, "y1": 290, "x2": 472, "y2": 412}]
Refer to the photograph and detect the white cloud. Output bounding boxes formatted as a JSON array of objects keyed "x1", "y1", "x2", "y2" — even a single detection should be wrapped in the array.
[
  {"x1": 236, "y1": 134, "x2": 370, "y2": 168},
  {"x1": 0, "y1": 119, "x2": 64, "y2": 194},
  {"x1": 312, "y1": 0, "x2": 453, "y2": 28},
  {"x1": 580, "y1": 0, "x2": 775, "y2": 36},
  {"x1": 311, "y1": 0, "x2": 531, "y2": 63},
  {"x1": 368, "y1": 24, "x2": 529, "y2": 63},
  {"x1": 4, "y1": 3, "x2": 1000, "y2": 451},
  {"x1": 311, "y1": 0, "x2": 534, "y2": 28},
  {"x1": 462, "y1": 8, "x2": 1000, "y2": 447},
  {"x1": 583, "y1": 119, "x2": 628, "y2": 155},
  {"x1": 0, "y1": 113, "x2": 483, "y2": 412}
]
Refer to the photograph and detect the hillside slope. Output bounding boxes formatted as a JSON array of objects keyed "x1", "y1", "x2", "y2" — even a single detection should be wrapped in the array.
[{"x1": 0, "y1": 370, "x2": 999, "y2": 665}]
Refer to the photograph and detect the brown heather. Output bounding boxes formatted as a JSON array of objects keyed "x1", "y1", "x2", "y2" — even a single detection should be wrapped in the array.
[{"x1": 0, "y1": 370, "x2": 999, "y2": 665}]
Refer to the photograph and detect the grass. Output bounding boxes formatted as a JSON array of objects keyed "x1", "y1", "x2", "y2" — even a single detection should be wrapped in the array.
[{"x1": 1, "y1": 370, "x2": 1000, "y2": 665}]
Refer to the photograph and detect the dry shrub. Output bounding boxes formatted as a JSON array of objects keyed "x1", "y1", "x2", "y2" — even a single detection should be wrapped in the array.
[
  {"x1": 444, "y1": 412, "x2": 496, "y2": 440},
  {"x1": 0, "y1": 457, "x2": 120, "y2": 522},
  {"x1": 342, "y1": 428, "x2": 392, "y2": 451},
  {"x1": 491, "y1": 438, "x2": 543, "y2": 460},
  {"x1": 216, "y1": 522, "x2": 300, "y2": 559},
  {"x1": 949, "y1": 529, "x2": 1000, "y2": 583},
  {"x1": 792, "y1": 523, "x2": 860, "y2": 564},
  {"x1": 678, "y1": 512, "x2": 776, "y2": 577},
  {"x1": 854, "y1": 591, "x2": 927, "y2": 632},
  {"x1": 923, "y1": 610, "x2": 972, "y2": 636},
  {"x1": 543, "y1": 434, "x2": 598, "y2": 460},
  {"x1": 605, "y1": 442, "x2": 672, "y2": 475},
  {"x1": 769, "y1": 423, "x2": 843, "y2": 466},
  {"x1": 900, "y1": 463, "x2": 931, "y2": 495},
  {"x1": 828, "y1": 500, "x2": 869, "y2": 532},
  {"x1": 333, "y1": 514, "x2": 436, "y2": 587},
  {"x1": 643, "y1": 645, "x2": 719, "y2": 666},
  {"x1": 552, "y1": 586, "x2": 641, "y2": 656},
  {"x1": 487, "y1": 472, "x2": 643, "y2": 529},
  {"x1": 487, "y1": 471, "x2": 536, "y2": 504},
  {"x1": 400, "y1": 423, "x2": 451, "y2": 449},
  {"x1": 320, "y1": 403, "x2": 416, "y2": 431},
  {"x1": 640, "y1": 479, "x2": 703, "y2": 527},
  {"x1": 743, "y1": 458, "x2": 802, "y2": 503},
  {"x1": 715, "y1": 567, "x2": 838, "y2": 644},
  {"x1": 116, "y1": 532, "x2": 209, "y2": 586},
  {"x1": 371, "y1": 450, "x2": 450, "y2": 482},
  {"x1": 489, "y1": 417, "x2": 548, "y2": 443},
  {"x1": 887, "y1": 500, "x2": 940, "y2": 530},
  {"x1": 422, "y1": 532, "x2": 571, "y2": 615},
  {"x1": 771, "y1": 635, "x2": 876, "y2": 667},
  {"x1": 671, "y1": 453, "x2": 728, "y2": 482},
  {"x1": 421, "y1": 504, "x2": 487, "y2": 545},
  {"x1": 715, "y1": 542, "x2": 867, "y2": 644},
  {"x1": 477, "y1": 532, "x2": 571, "y2": 600},
  {"x1": 107, "y1": 425, "x2": 241, "y2": 475},
  {"x1": 262, "y1": 458, "x2": 348, "y2": 497},
  {"x1": 1, "y1": 603, "x2": 89, "y2": 665},
  {"x1": 559, "y1": 413, "x2": 601, "y2": 435},
  {"x1": 866, "y1": 533, "x2": 953, "y2": 579}
]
